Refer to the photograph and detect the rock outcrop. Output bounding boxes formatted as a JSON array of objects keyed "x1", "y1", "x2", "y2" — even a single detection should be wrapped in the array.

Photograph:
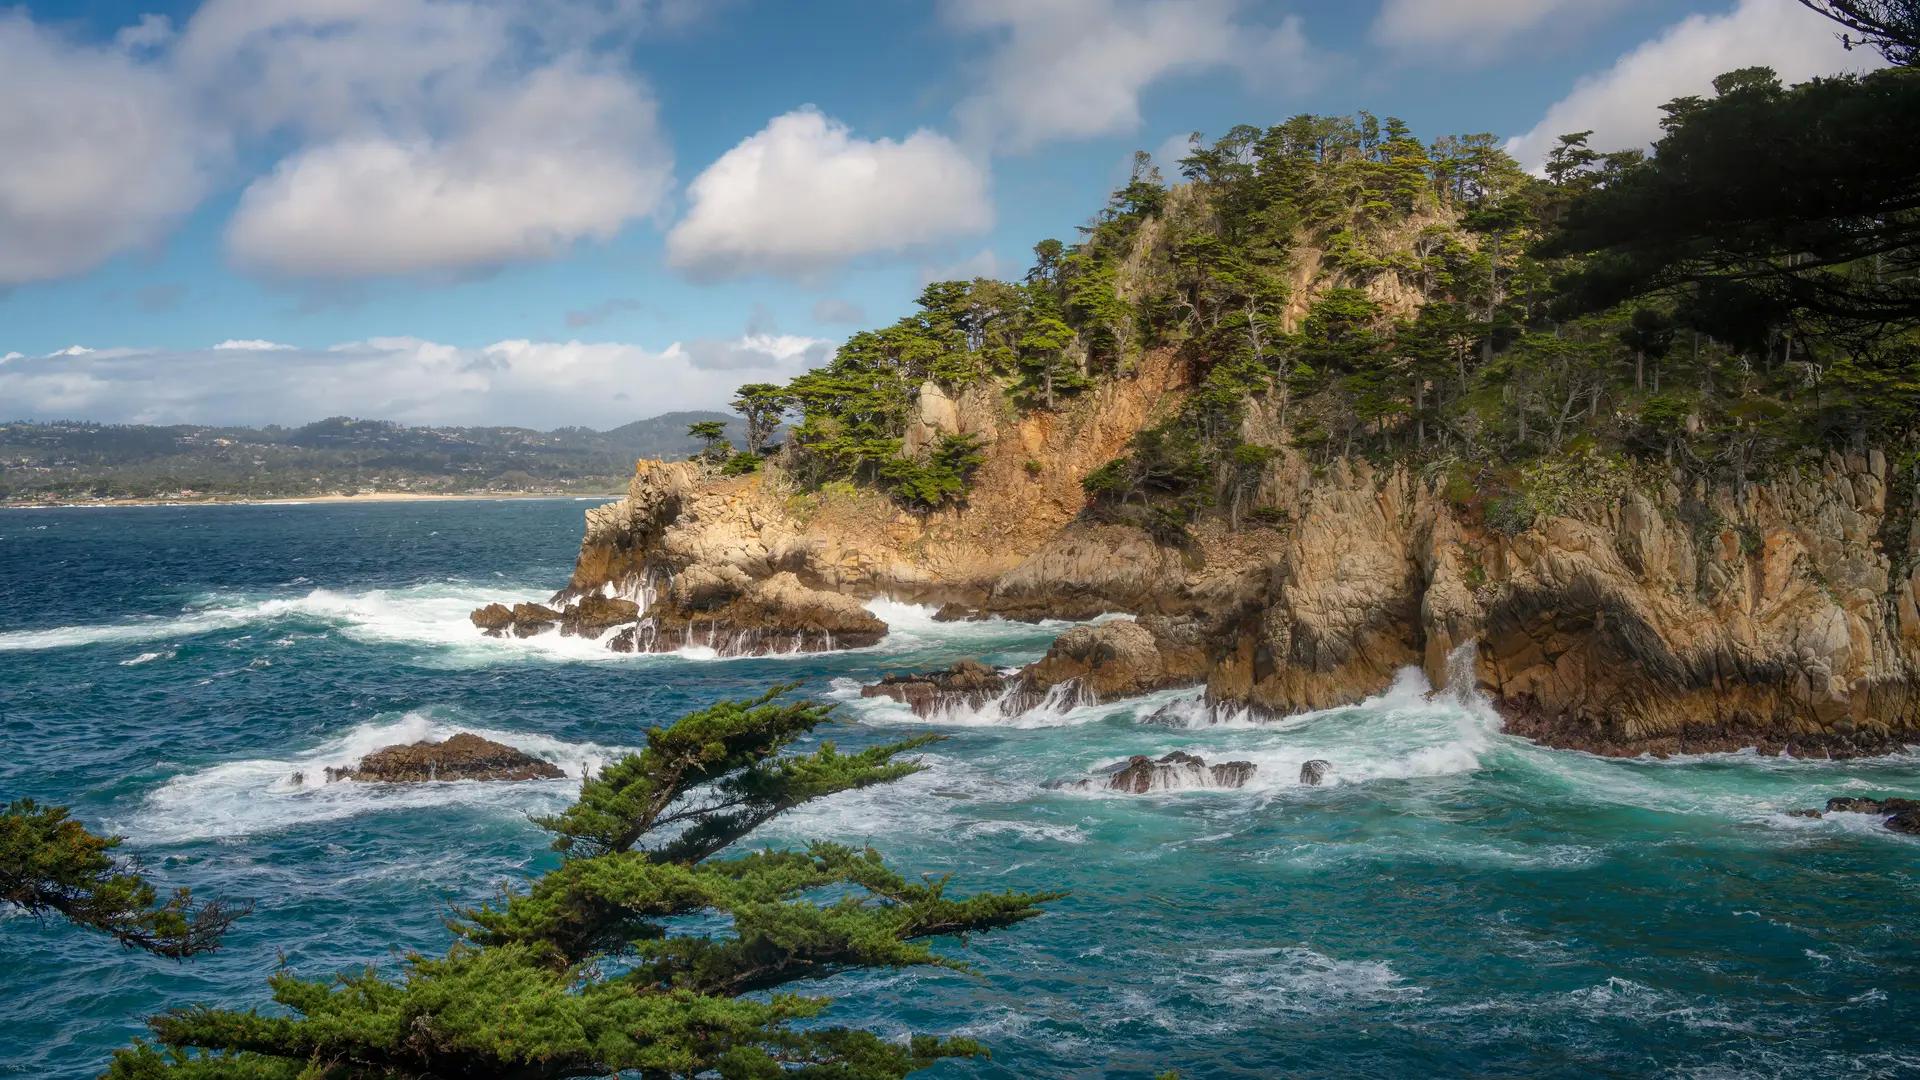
[
  {"x1": 1058, "y1": 751, "x2": 1256, "y2": 793},
  {"x1": 1794, "y1": 795, "x2": 1920, "y2": 834},
  {"x1": 859, "y1": 617, "x2": 1208, "y2": 720},
  {"x1": 1017, "y1": 619, "x2": 1200, "y2": 704},
  {"x1": 472, "y1": 349, "x2": 1192, "y2": 656},
  {"x1": 323, "y1": 733, "x2": 565, "y2": 783},
  {"x1": 474, "y1": 353, "x2": 1918, "y2": 755},
  {"x1": 862, "y1": 660, "x2": 1009, "y2": 718}
]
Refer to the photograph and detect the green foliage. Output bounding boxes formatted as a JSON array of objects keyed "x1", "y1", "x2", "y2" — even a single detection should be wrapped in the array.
[
  {"x1": 882, "y1": 434, "x2": 988, "y2": 512},
  {"x1": 1, "y1": 800, "x2": 247, "y2": 958},
  {"x1": 720, "y1": 451, "x2": 761, "y2": 476},
  {"x1": 109, "y1": 687, "x2": 1056, "y2": 1078},
  {"x1": 687, "y1": 420, "x2": 731, "y2": 461},
  {"x1": 729, "y1": 383, "x2": 791, "y2": 455},
  {"x1": 731, "y1": 67, "x2": 1918, "y2": 535}
]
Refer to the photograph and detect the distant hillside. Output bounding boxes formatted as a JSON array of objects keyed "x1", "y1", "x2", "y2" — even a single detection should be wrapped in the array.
[{"x1": 0, "y1": 411, "x2": 750, "y2": 503}]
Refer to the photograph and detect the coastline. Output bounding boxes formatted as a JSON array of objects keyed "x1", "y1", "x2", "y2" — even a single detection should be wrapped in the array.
[{"x1": 1, "y1": 490, "x2": 622, "y2": 509}]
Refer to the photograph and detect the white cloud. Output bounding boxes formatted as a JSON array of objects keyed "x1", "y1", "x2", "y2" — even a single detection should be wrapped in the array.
[
  {"x1": 0, "y1": 14, "x2": 221, "y2": 287},
  {"x1": 2, "y1": 352, "x2": 24, "y2": 363},
  {"x1": 0, "y1": 333, "x2": 832, "y2": 429},
  {"x1": 227, "y1": 61, "x2": 671, "y2": 277},
  {"x1": 213, "y1": 339, "x2": 295, "y2": 351},
  {"x1": 1506, "y1": 0, "x2": 1885, "y2": 168},
  {"x1": 948, "y1": 0, "x2": 1316, "y2": 152},
  {"x1": 1371, "y1": 0, "x2": 1624, "y2": 59},
  {"x1": 0, "y1": 0, "x2": 681, "y2": 287},
  {"x1": 666, "y1": 108, "x2": 992, "y2": 281}
]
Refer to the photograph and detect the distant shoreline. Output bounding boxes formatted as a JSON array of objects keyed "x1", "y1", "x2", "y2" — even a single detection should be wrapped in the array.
[{"x1": 1, "y1": 490, "x2": 622, "y2": 509}]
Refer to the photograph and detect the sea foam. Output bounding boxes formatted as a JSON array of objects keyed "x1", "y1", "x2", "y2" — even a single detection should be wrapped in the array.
[{"x1": 123, "y1": 709, "x2": 635, "y2": 844}]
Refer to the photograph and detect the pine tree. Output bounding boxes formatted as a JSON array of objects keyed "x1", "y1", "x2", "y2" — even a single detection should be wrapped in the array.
[
  {"x1": 1, "y1": 799, "x2": 248, "y2": 959},
  {"x1": 108, "y1": 687, "x2": 1057, "y2": 1079}
]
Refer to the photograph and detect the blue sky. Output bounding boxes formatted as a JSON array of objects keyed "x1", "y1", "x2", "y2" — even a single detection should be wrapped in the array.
[{"x1": 0, "y1": 0, "x2": 1878, "y2": 428}]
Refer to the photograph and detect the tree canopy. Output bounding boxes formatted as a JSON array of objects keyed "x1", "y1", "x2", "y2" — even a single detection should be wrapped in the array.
[{"x1": 1, "y1": 799, "x2": 248, "y2": 959}]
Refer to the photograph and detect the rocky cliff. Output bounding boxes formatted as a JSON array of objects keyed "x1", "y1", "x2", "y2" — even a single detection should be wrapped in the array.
[{"x1": 475, "y1": 376, "x2": 1917, "y2": 755}]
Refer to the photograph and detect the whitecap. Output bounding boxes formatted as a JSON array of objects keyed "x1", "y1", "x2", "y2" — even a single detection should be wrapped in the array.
[{"x1": 121, "y1": 708, "x2": 637, "y2": 844}]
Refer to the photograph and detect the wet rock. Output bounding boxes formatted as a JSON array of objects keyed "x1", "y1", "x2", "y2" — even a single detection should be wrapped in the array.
[
  {"x1": 470, "y1": 603, "x2": 514, "y2": 634},
  {"x1": 1795, "y1": 795, "x2": 1920, "y2": 833},
  {"x1": 862, "y1": 659, "x2": 1009, "y2": 718},
  {"x1": 931, "y1": 602, "x2": 980, "y2": 622},
  {"x1": 512, "y1": 602, "x2": 561, "y2": 625},
  {"x1": 561, "y1": 596, "x2": 639, "y2": 636},
  {"x1": 1825, "y1": 796, "x2": 1920, "y2": 814},
  {"x1": 1020, "y1": 618, "x2": 1200, "y2": 707},
  {"x1": 1093, "y1": 751, "x2": 1256, "y2": 794},
  {"x1": 323, "y1": 733, "x2": 565, "y2": 783},
  {"x1": 1299, "y1": 759, "x2": 1330, "y2": 786}
]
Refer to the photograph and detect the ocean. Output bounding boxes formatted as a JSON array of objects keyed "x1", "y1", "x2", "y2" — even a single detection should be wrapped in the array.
[{"x1": 2, "y1": 499, "x2": 1917, "y2": 1078}]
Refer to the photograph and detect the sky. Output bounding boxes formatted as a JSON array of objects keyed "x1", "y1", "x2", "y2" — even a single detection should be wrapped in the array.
[{"x1": 0, "y1": 0, "x2": 1884, "y2": 430}]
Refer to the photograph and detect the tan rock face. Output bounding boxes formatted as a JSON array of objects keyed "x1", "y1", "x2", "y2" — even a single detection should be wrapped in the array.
[
  {"x1": 473, "y1": 347, "x2": 1917, "y2": 749},
  {"x1": 1023, "y1": 620, "x2": 1176, "y2": 701}
]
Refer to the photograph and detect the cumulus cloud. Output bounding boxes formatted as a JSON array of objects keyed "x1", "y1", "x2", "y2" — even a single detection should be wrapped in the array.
[
  {"x1": 0, "y1": 0, "x2": 680, "y2": 287},
  {"x1": 1371, "y1": 0, "x2": 1625, "y2": 59},
  {"x1": 665, "y1": 108, "x2": 992, "y2": 281},
  {"x1": 1506, "y1": 0, "x2": 1884, "y2": 168},
  {"x1": 226, "y1": 61, "x2": 671, "y2": 277},
  {"x1": 0, "y1": 14, "x2": 221, "y2": 287},
  {"x1": 948, "y1": 0, "x2": 1317, "y2": 152},
  {"x1": 0, "y1": 333, "x2": 831, "y2": 429}
]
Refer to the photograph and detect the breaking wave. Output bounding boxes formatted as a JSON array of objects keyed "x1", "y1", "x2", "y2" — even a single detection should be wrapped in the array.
[{"x1": 123, "y1": 708, "x2": 634, "y2": 844}]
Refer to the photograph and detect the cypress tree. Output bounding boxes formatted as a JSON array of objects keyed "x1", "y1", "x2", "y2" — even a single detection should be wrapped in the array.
[{"x1": 107, "y1": 686, "x2": 1057, "y2": 1078}]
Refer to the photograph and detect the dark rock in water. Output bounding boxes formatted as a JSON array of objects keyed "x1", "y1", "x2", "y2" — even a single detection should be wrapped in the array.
[
  {"x1": 1796, "y1": 795, "x2": 1920, "y2": 833},
  {"x1": 562, "y1": 595, "x2": 639, "y2": 636},
  {"x1": 931, "y1": 602, "x2": 980, "y2": 622},
  {"x1": 470, "y1": 603, "x2": 514, "y2": 634},
  {"x1": 324, "y1": 733, "x2": 565, "y2": 783},
  {"x1": 1299, "y1": 759, "x2": 1330, "y2": 786},
  {"x1": 861, "y1": 659, "x2": 1009, "y2": 718},
  {"x1": 1096, "y1": 751, "x2": 1256, "y2": 794},
  {"x1": 1825, "y1": 796, "x2": 1920, "y2": 815}
]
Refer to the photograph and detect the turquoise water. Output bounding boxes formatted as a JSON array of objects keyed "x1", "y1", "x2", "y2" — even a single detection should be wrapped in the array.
[{"x1": 3, "y1": 500, "x2": 1918, "y2": 1079}]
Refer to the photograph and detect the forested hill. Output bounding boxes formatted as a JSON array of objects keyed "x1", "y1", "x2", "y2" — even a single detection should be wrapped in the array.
[
  {"x1": 711, "y1": 57, "x2": 1918, "y2": 537},
  {"x1": 0, "y1": 411, "x2": 746, "y2": 503}
]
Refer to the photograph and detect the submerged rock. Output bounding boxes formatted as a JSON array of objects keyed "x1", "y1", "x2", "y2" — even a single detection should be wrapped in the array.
[
  {"x1": 862, "y1": 659, "x2": 1009, "y2": 718},
  {"x1": 323, "y1": 733, "x2": 565, "y2": 783},
  {"x1": 1299, "y1": 759, "x2": 1330, "y2": 786},
  {"x1": 1825, "y1": 796, "x2": 1920, "y2": 814},
  {"x1": 1057, "y1": 751, "x2": 1255, "y2": 794},
  {"x1": 1792, "y1": 795, "x2": 1920, "y2": 834}
]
